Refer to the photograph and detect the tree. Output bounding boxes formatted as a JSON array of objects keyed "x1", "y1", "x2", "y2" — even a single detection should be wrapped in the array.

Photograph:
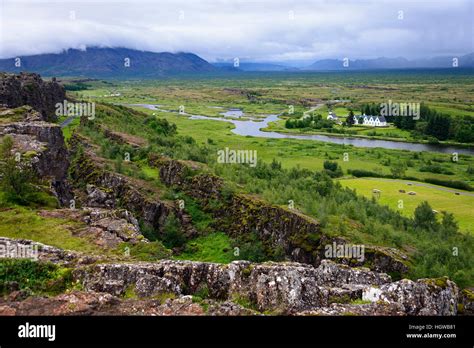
[
  {"x1": 441, "y1": 211, "x2": 458, "y2": 235},
  {"x1": 323, "y1": 160, "x2": 343, "y2": 178},
  {"x1": 346, "y1": 110, "x2": 355, "y2": 127},
  {"x1": 413, "y1": 201, "x2": 438, "y2": 231},
  {"x1": 390, "y1": 161, "x2": 407, "y2": 178}
]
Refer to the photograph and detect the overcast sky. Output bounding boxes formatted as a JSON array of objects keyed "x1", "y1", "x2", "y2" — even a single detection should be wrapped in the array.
[{"x1": 0, "y1": 0, "x2": 472, "y2": 63}]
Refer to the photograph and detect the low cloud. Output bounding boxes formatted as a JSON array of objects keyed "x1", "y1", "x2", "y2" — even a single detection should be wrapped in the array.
[{"x1": 0, "y1": 0, "x2": 472, "y2": 62}]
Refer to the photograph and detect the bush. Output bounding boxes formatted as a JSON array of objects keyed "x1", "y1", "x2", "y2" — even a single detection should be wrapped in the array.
[
  {"x1": 424, "y1": 178, "x2": 473, "y2": 191},
  {"x1": 236, "y1": 232, "x2": 267, "y2": 263},
  {"x1": 162, "y1": 213, "x2": 186, "y2": 249},
  {"x1": 0, "y1": 259, "x2": 72, "y2": 295},
  {"x1": 413, "y1": 201, "x2": 438, "y2": 231},
  {"x1": 390, "y1": 161, "x2": 407, "y2": 178},
  {"x1": 420, "y1": 164, "x2": 454, "y2": 175},
  {"x1": 347, "y1": 169, "x2": 385, "y2": 178},
  {"x1": 323, "y1": 160, "x2": 343, "y2": 178},
  {"x1": 143, "y1": 116, "x2": 177, "y2": 136}
]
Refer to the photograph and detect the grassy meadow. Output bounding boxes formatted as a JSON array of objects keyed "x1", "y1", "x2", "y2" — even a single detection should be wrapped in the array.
[{"x1": 339, "y1": 178, "x2": 474, "y2": 233}]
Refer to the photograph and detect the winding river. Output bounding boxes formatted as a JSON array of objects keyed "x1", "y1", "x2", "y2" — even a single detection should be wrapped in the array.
[{"x1": 127, "y1": 104, "x2": 474, "y2": 156}]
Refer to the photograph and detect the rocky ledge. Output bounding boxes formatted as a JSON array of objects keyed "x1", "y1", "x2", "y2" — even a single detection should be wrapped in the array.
[
  {"x1": 73, "y1": 259, "x2": 459, "y2": 315},
  {"x1": 0, "y1": 291, "x2": 254, "y2": 316},
  {"x1": 0, "y1": 237, "x2": 100, "y2": 266}
]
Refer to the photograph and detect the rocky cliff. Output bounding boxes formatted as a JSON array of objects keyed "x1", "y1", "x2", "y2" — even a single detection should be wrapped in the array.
[
  {"x1": 0, "y1": 121, "x2": 69, "y2": 181},
  {"x1": 0, "y1": 105, "x2": 73, "y2": 205},
  {"x1": 0, "y1": 72, "x2": 66, "y2": 122},
  {"x1": 67, "y1": 134, "x2": 196, "y2": 240}
]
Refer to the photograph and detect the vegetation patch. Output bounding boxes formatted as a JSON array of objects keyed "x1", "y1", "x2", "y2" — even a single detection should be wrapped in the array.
[
  {"x1": 0, "y1": 259, "x2": 73, "y2": 296},
  {"x1": 119, "y1": 241, "x2": 172, "y2": 261},
  {"x1": 176, "y1": 232, "x2": 235, "y2": 263},
  {"x1": 0, "y1": 206, "x2": 108, "y2": 254}
]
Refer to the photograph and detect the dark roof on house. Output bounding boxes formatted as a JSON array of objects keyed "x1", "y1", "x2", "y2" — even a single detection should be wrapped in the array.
[
  {"x1": 375, "y1": 115, "x2": 387, "y2": 122},
  {"x1": 355, "y1": 115, "x2": 387, "y2": 122}
]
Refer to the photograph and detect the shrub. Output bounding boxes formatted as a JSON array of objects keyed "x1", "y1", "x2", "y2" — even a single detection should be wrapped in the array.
[
  {"x1": 390, "y1": 161, "x2": 407, "y2": 178},
  {"x1": 420, "y1": 164, "x2": 454, "y2": 175},
  {"x1": 143, "y1": 116, "x2": 177, "y2": 136},
  {"x1": 413, "y1": 201, "x2": 438, "y2": 231},
  {"x1": 348, "y1": 169, "x2": 385, "y2": 178},
  {"x1": 162, "y1": 213, "x2": 186, "y2": 249},
  {"x1": 236, "y1": 233, "x2": 267, "y2": 263},
  {"x1": 323, "y1": 160, "x2": 343, "y2": 178},
  {"x1": 424, "y1": 178, "x2": 473, "y2": 191},
  {"x1": 0, "y1": 259, "x2": 72, "y2": 295}
]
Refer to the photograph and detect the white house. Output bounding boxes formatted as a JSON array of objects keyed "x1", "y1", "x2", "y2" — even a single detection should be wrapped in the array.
[
  {"x1": 327, "y1": 111, "x2": 342, "y2": 125},
  {"x1": 353, "y1": 114, "x2": 387, "y2": 127}
]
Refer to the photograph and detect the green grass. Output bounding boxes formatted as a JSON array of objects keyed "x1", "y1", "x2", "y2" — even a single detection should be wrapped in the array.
[
  {"x1": 428, "y1": 103, "x2": 474, "y2": 118},
  {"x1": 118, "y1": 241, "x2": 172, "y2": 261},
  {"x1": 140, "y1": 164, "x2": 159, "y2": 179},
  {"x1": 175, "y1": 232, "x2": 235, "y2": 263},
  {"x1": 61, "y1": 116, "x2": 81, "y2": 141},
  {"x1": 0, "y1": 206, "x2": 108, "y2": 254},
  {"x1": 168, "y1": 192, "x2": 214, "y2": 233},
  {"x1": 0, "y1": 258, "x2": 74, "y2": 295},
  {"x1": 339, "y1": 178, "x2": 474, "y2": 233}
]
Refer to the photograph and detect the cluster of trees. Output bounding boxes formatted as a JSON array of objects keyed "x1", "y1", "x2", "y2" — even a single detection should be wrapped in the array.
[
  {"x1": 63, "y1": 82, "x2": 89, "y2": 91},
  {"x1": 285, "y1": 114, "x2": 334, "y2": 130},
  {"x1": 359, "y1": 103, "x2": 474, "y2": 143},
  {"x1": 144, "y1": 116, "x2": 177, "y2": 136}
]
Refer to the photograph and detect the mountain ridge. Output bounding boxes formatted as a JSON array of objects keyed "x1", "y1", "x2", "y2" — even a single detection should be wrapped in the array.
[
  {"x1": 306, "y1": 53, "x2": 474, "y2": 70},
  {"x1": 2, "y1": 47, "x2": 473, "y2": 76},
  {"x1": 0, "y1": 47, "x2": 218, "y2": 78}
]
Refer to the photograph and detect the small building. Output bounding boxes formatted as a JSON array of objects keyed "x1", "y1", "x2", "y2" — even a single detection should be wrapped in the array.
[
  {"x1": 327, "y1": 111, "x2": 342, "y2": 125},
  {"x1": 353, "y1": 114, "x2": 387, "y2": 127}
]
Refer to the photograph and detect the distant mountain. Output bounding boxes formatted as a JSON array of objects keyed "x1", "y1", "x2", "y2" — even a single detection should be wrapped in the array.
[
  {"x1": 213, "y1": 62, "x2": 299, "y2": 72},
  {"x1": 306, "y1": 53, "x2": 474, "y2": 70},
  {"x1": 2, "y1": 48, "x2": 472, "y2": 77},
  {"x1": 0, "y1": 47, "x2": 218, "y2": 78}
]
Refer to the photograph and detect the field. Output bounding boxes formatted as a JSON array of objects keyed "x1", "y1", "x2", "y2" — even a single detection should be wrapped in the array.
[{"x1": 339, "y1": 178, "x2": 474, "y2": 233}]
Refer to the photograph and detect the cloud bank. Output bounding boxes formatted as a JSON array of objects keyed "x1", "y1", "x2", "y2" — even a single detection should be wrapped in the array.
[{"x1": 0, "y1": 0, "x2": 472, "y2": 63}]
